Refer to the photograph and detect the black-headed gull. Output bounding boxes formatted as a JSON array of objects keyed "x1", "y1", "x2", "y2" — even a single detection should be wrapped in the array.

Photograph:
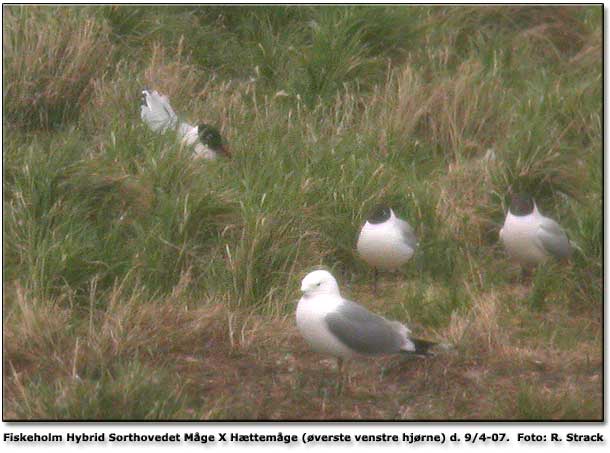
[
  {"x1": 356, "y1": 205, "x2": 418, "y2": 294},
  {"x1": 296, "y1": 269, "x2": 436, "y2": 391},
  {"x1": 140, "y1": 89, "x2": 230, "y2": 160},
  {"x1": 500, "y1": 193, "x2": 573, "y2": 269}
]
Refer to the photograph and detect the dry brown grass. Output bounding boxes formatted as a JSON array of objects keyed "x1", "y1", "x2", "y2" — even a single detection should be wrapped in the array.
[
  {"x1": 3, "y1": 6, "x2": 114, "y2": 128},
  {"x1": 82, "y1": 42, "x2": 205, "y2": 134},
  {"x1": 83, "y1": 40, "x2": 252, "y2": 150},
  {"x1": 363, "y1": 60, "x2": 508, "y2": 162},
  {"x1": 446, "y1": 288, "x2": 508, "y2": 355},
  {"x1": 367, "y1": 65, "x2": 427, "y2": 138},
  {"x1": 61, "y1": 159, "x2": 155, "y2": 224},
  {"x1": 2, "y1": 5, "x2": 601, "y2": 421},
  {"x1": 3, "y1": 278, "x2": 230, "y2": 419},
  {"x1": 509, "y1": 7, "x2": 588, "y2": 61},
  {"x1": 435, "y1": 157, "x2": 498, "y2": 246},
  {"x1": 434, "y1": 6, "x2": 587, "y2": 55},
  {"x1": 423, "y1": 61, "x2": 507, "y2": 158},
  {"x1": 3, "y1": 284, "x2": 73, "y2": 380},
  {"x1": 3, "y1": 275, "x2": 602, "y2": 420}
]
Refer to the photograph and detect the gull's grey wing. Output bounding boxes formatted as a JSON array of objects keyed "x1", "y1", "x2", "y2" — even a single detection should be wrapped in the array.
[
  {"x1": 325, "y1": 300, "x2": 403, "y2": 355},
  {"x1": 537, "y1": 217, "x2": 573, "y2": 259},
  {"x1": 141, "y1": 90, "x2": 178, "y2": 133},
  {"x1": 398, "y1": 218, "x2": 418, "y2": 250}
]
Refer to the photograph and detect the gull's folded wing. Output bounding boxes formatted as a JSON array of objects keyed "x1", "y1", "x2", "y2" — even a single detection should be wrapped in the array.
[
  {"x1": 537, "y1": 217, "x2": 573, "y2": 259},
  {"x1": 325, "y1": 300, "x2": 403, "y2": 355}
]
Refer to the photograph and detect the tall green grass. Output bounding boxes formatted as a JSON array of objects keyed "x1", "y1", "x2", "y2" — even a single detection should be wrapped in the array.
[
  {"x1": 3, "y1": 6, "x2": 114, "y2": 129},
  {"x1": 3, "y1": 4, "x2": 601, "y2": 310}
]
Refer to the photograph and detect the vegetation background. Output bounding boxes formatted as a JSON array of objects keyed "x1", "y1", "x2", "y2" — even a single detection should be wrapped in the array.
[{"x1": 2, "y1": 5, "x2": 602, "y2": 420}]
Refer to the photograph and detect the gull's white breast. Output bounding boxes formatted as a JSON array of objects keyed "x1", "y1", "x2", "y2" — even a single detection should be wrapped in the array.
[
  {"x1": 500, "y1": 211, "x2": 548, "y2": 265},
  {"x1": 357, "y1": 220, "x2": 414, "y2": 270},
  {"x1": 177, "y1": 124, "x2": 217, "y2": 160},
  {"x1": 296, "y1": 295, "x2": 357, "y2": 359}
]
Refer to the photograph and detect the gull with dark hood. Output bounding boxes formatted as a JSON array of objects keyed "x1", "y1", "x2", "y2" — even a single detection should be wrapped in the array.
[
  {"x1": 356, "y1": 205, "x2": 418, "y2": 294},
  {"x1": 500, "y1": 192, "x2": 573, "y2": 267},
  {"x1": 140, "y1": 89, "x2": 231, "y2": 160}
]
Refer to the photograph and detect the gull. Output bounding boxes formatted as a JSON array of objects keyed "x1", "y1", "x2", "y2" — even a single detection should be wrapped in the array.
[
  {"x1": 356, "y1": 205, "x2": 418, "y2": 294},
  {"x1": 140, "y1": 89, "x2": 231, "y2": 160},
  {"x1": 500, "y1": 192, "x2": 573, "y2": 273},
  {"x1": 296, "y1": 269, "x2": 436, "y2": 392}
]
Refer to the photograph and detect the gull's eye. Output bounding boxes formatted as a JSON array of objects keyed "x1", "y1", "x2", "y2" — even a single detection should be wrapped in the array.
[{"x1": 316, "y1": 282, "x2": 321, "y2": 287}]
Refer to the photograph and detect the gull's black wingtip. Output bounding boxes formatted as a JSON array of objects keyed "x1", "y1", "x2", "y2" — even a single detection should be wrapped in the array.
[{"x1": 408, "y1": 338, "x2": 438, "y2": 357}]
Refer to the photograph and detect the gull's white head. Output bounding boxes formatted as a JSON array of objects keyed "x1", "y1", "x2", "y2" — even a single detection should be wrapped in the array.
[{"x1": 300, "y1": 270, "x2": 340, "y2": 297}]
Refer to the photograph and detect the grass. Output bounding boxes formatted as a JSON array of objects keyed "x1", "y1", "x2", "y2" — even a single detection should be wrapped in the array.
[{"x1": 2, "y1": 5, "x2": 602, "y2": 420}]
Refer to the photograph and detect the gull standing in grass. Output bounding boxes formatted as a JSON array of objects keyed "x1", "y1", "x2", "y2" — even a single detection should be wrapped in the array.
[
  {"x1": 140, "y1": 89, "x2": 231, "y2": 160},
  {"x1": 500, "y1": 193, "x2": 573, "y2": 274},
  {"x1": 357, "y1": 205, "x2": 418, "y2": 295},
  {"x1": 296, "y1": 269, "x2": 436, "y2": 393}
]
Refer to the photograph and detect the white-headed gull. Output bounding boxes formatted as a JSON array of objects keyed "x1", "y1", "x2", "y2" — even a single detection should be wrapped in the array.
[{"x1": 296, "y1": 269, "x2": 436, "y2": 391}]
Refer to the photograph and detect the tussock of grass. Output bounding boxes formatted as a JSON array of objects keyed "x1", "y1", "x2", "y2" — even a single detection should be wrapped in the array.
[
  {"x1": 3, "y1": 5, "x2": 602, "y2": 420},
  {"x1": 435, "y1": 159, "x2": 498, "y2": 247},
  {"x1": 448, "y1": 288, "x2": 510, "y2": 356},
  {"x1": 4, "y1": 281, "x2": 229, "y2": 419},
  {"x1": 3, "y1": 6, "x2": 113, "y2": 129}
]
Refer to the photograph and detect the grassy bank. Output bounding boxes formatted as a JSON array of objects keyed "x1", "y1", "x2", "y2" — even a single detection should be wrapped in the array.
[{"x1": 2, "y1": 5, "x2": 602, "y2": 420}]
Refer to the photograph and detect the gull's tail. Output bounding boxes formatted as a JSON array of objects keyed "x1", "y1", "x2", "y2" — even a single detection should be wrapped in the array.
[
  {"x1": 405, "y1": 338, "x2": 438, "y2": 356},
  {"x1": 401, "y1": 337, "x2": 454, "y2": 357},
  {"x1": 140, "y1": 89, "x2": 178, "y2": 133},
  {"x1": 569, "y1": 239, "x2": 583, "y2": 255}
]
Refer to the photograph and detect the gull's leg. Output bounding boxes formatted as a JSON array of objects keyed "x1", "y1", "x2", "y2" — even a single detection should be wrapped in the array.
[
  {"x1": 520, "y1": 266, "x2": 533, "y2": 283},
  {"x1": 336, "y1": 358, "x2": 345, "y2": 395},
  {"x1": 372, "y1": 268, "x2": 379, "y2": 296},
  {"x1": 345, "y1": 362, "x2": 353, "y2": 388}
]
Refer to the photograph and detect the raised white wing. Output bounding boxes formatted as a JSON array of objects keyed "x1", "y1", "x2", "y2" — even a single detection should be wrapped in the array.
[{"x1": 140, "y1": 90, "x2": 178, "y2": 133}]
